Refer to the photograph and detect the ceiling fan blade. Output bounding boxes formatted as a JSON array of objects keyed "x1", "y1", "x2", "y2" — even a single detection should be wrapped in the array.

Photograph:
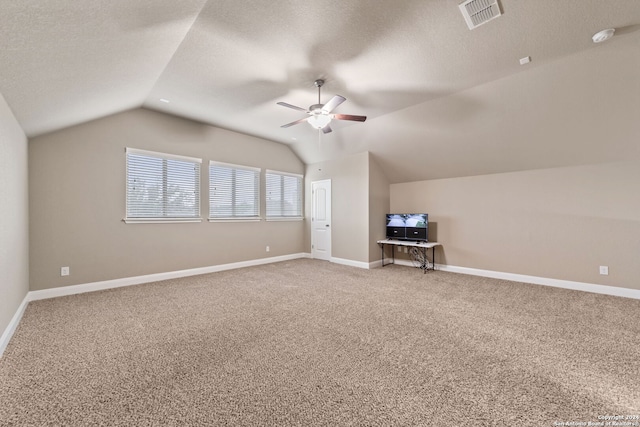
[
  {"x1": 322, "y1": 95, "x2": 346, "y2": 113},
  {"x1": 333, "y1": 114, "x2": 367, "y2": 122},
  {"x1": 277, "y1": 101, "x2": 308, "y2": 113},
  {"x1": 321, "y1": 124, "x2": 332, "y2": 134},
  {"x1": 281, "y1": 117, "x2": 309, "y2": 128}
]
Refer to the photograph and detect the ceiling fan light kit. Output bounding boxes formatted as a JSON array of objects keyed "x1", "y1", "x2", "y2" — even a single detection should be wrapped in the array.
[
  {"x1": 277, "y1": 79, "x2": 366, "y2": 134},
  {"x1": 308, "y1": 112, "x2": 331, "y2": 129}
]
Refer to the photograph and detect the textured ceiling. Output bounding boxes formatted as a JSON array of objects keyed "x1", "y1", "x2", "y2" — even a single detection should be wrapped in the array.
[{"x1": 1, "y1": 0, "x2": 639, "y2": 182}]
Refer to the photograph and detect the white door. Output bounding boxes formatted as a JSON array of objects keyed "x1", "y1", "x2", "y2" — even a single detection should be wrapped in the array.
[{"x1": 311, "y1": 179, "x2": 331, "y2": 261}]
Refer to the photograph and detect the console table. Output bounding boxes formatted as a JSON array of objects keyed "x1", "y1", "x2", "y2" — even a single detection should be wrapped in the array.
[{"x1": 377, "y1": 239, "x2": 442, "y2": 273}]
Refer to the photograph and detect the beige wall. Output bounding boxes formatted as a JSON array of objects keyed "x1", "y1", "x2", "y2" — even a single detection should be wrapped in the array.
[
  {"x1": 29, "y1": 108, "x2": 305, "y2": 291},
  {"x1": 391, "y1": 160, "x2": 640, "y2": 291},
  {"x1": 0, "y1": 94, "x2": 29, "y2": 335},
  {"x1": 305, "y1": 152, "x2": 370, "y2": 264},
  {"x1": 368, "y1": 154, "x2": 390, "y2": 262},
  {"x1": 305, "y1": 152, "x2": 390, "y2": 265}
]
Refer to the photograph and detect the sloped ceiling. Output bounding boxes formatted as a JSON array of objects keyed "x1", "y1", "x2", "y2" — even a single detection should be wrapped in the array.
[{"x1": 1, "y1": 0, "x2": 638, "y2": 183}]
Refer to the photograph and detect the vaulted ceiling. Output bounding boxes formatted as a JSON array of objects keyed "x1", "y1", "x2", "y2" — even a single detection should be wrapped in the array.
[{"x1": 1, "y1": 0, "x2": 639, "y2": 183}]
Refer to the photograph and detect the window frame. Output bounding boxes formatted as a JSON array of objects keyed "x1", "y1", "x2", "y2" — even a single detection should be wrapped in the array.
[
  {"x1": 265, "y1": 169, "x2": 303, "y2": 221},
  {"x1": 124, "y1": 147, "x2": 202, "y2": 224},
  {"x1": 208, "y1": 161, "x2": 261, "y2": 222}
]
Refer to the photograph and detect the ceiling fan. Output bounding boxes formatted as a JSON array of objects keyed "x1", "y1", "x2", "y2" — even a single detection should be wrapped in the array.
[{"x1": 277, "y1": 79, "x2": 367, "y2": 134}]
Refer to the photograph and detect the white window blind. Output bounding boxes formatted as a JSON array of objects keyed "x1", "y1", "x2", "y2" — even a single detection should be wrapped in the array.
[
  {"x1": 209, "y1": 161, "x2": 260, "y2": 219},
  {"x1": 125, "y1": 148, "x2": 201, "y2": 222},
  {"x1": 266, "y1": 170, "x2": 303, "y2": 218}
]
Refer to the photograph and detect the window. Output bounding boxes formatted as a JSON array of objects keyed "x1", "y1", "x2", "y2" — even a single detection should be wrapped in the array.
[
  {"x1": 209, "y1": 161, "x2": 260, "y2": 220},
  {"x1": 125, "y1": 148, "x2": 201, "y2": 222},
  {"x1": 266, "y1": 170, "x2": 303, "y2": 219}
]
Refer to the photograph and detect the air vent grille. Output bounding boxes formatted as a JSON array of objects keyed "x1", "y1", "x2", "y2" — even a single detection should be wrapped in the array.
[{"x1": 458, "y1": 0, "x2": 502, "y2": 30}]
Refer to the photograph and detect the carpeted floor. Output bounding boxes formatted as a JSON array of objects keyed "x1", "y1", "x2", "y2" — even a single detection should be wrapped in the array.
[{"x1": 1, "y1": 259, "x2": 639, "y2": 426}]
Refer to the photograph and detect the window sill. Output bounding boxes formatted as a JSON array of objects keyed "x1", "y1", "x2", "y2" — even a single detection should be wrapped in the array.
[
  {"x1": 123, "y1": 218, "x2": 203, "y2": 224},
  {"x1": 265, "y1": 217, "x2": 304, "y2": 222},
  {"x1": 208, "y1": 218, "x2": 262, "y2": 223}
]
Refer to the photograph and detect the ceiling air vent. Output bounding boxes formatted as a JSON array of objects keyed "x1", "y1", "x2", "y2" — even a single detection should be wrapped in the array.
[{"x1": 458, "y1": 0, "x2": 502, "y2": 30}]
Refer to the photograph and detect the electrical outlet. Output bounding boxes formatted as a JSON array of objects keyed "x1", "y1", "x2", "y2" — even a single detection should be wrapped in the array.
[
  {"x1": 404, "y1": 247, "x2": 408, "y2": 253},
  {"x1": 61, "y1": 266, "x2": 70, "y2": 276},
  {"x1": 599, "y1": 266, "x2": 609, "y2": 275},
  {"x1": 266, "y1": 246, "x2": 270, "y2": 252}
]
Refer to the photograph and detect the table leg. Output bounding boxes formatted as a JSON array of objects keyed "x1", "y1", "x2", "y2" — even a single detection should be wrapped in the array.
[
  {"x1": 432, "y1": 246, "x2": 436, "y2": 270},
  {"x1": 423, "y1": 247, "x2": 427, "y2": 273}
]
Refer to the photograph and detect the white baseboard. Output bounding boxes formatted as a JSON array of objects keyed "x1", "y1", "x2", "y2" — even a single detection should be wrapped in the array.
[
  {"x1": 386, "y1": 259, "x2": 640, "y2": 300},
  {"x1": 0, "y1": 294, "x2": 30, "y2": 357},
  {"x1": 387, "y1": 259, "x2": 417, "y2": 268},
  {"x1": 28, "y1": 253, "x2": 310, "y2": 302},
  {"x1": 437, "y1": 264, "x2": 640, "y2": 300},
  {"x1": 310, "y1": 255, "x2": 380, "y2": 269},
  {"x1": 2, "y1": 253, "x2": 310, "y2": 357},
  {"x1": 5, "y1": 254, "x2": 637, "y2": 358},
  {"x1": 331, "y1": 257, "x2": 371, "y2": 269},
  {"x1": 368, "y1": 259, "x2": 383, "y2": 269}
]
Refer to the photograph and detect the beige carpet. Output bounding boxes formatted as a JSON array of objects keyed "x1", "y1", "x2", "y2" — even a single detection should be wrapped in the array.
[{"x1": 1, "y1": 259, "x2": 639, "y2": 426}]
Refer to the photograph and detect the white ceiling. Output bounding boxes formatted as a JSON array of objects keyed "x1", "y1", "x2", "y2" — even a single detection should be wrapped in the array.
[{"x1": 1, "y1": 0, "x2": 639, "y2": 183}]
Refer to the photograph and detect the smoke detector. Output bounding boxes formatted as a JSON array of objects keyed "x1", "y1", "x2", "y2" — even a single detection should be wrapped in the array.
[{"x1": 459, "y1": 0, "x2": 502, "y2": 30}]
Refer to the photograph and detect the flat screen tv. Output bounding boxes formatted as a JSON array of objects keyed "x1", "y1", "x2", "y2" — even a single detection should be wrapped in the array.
[{"x1": 386, "y1": 213, "x2": 428, "y2": 242}]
